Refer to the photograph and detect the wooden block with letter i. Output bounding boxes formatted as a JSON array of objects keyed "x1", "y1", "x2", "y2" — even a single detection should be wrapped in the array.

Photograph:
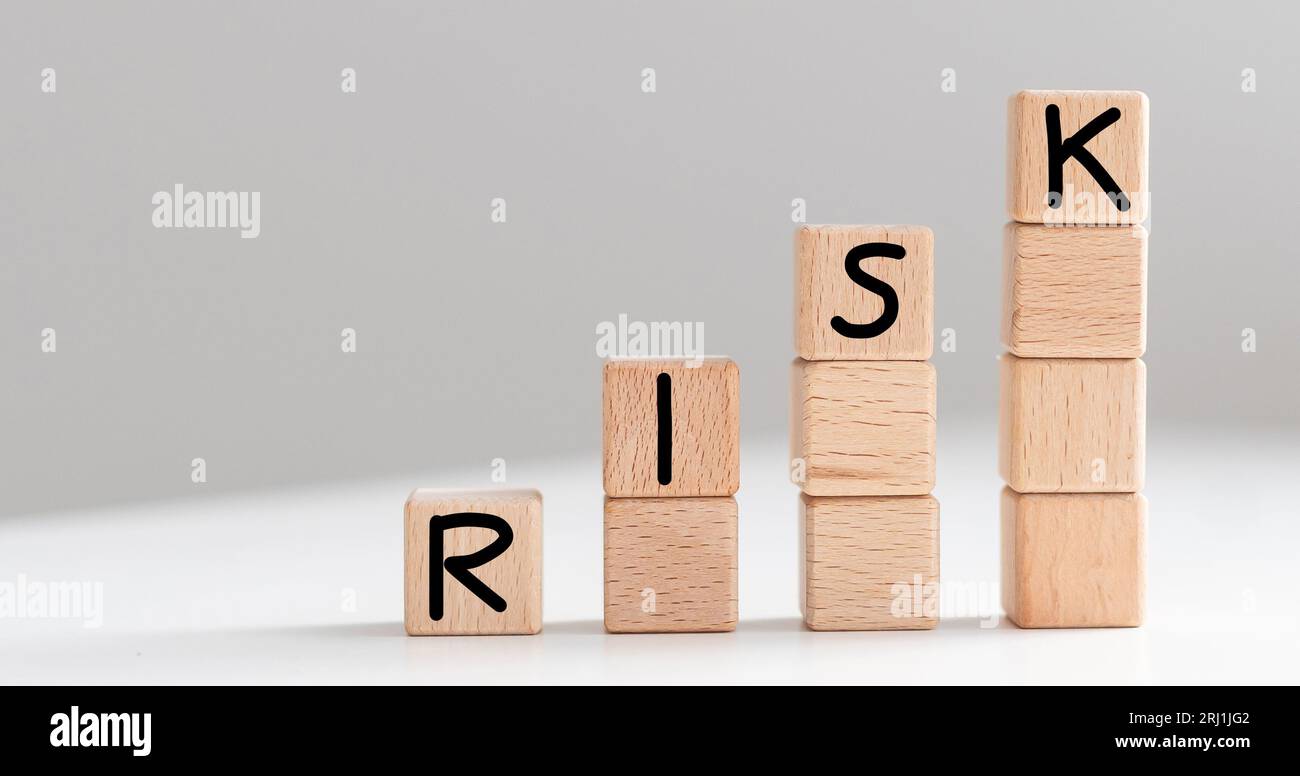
[
  {"x1": 604, "y1": 496, "x2": 738, "y2": 633},
  {"x1": 802, "y1": 494, "x2": 939, "y2": 630},
  {"x1": 795, "y1": 225, "x2": 933, "y2": 361},
  {"x1": 404, "y1": 488, "x2": 542, "y2": 636},
  {"x1": 791, "y1": 359, "x2": 936, "y2": 496},
  {"x1": 1002, "y1": 223, "x2": 1147, "y2": 358},
  {"x1": 1001, "y1": 488, "x2": 1145, "y2": 628},
  {"x1": 603, "y1": 357, "x2": 739, "y2": 498},
  {"x1": 1007, "y1": 90, "x2": 1148, "y2": 225}
]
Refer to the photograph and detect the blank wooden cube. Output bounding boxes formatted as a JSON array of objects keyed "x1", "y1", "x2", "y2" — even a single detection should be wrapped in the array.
[
  {"x1": 404, "y1": 488, "x2": 542, "y2": 636},
  {"x1": 791, "y1": 359, "x2": 935, "y2": 496},
  {"x1": 795, "y1": 225, "x2": 933, "y2": 360},
  {"x1": 1003, "y1": 223, "x2": 1147, "y2": 358},
  {"x1": 603, "y1": 358, "x2": 739, "y2": 497},
  {"x1": 802, "y1": 494, "x2": 939, "y2": 631},
  {"x1": 999, "y1": 355, "x2": 1145, "y2": 493},
  {"x1": 1001, "y1": 488, "x2": 1145, "y2": 628},
  {"x1": 1008, "y1": 90, "x2": 1148, "y2": 225},
  {"x1": 603, "y1": 496, "x2": 737, "y2": 633}
]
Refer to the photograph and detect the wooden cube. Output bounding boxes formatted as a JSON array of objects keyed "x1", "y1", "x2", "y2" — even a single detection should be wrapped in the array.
[
  {"x1": 603, "y1": 496, "x2": 737, "y2": 633},
  {"x1": 791, "y1": 359, "x2": 936, "y2": 496},
  {"x1": 795, "y1": 225, "x2": 933, "y2": 361},
  {"x1": 1008, "y1": 90, "x2": 1148, "y2": 225},
  {"x1": 999, "y1": 355, "x2": 1145, "y2": 493},
  {"x1": 802, "y1": 494, "x2": 939, "y2": 631},
  {"x1": 404, "y1": 488, "x2": 542, "y2": 636},
  {"x1": 1001, "y1": 488, "x2": 1145, "y2": 628},
  {"x1": 603, "y1": 358, "x2": 739, "y2": 497},
  {"x1": 1003, "y1": 223, "x2": 1147, "y2": 358}
]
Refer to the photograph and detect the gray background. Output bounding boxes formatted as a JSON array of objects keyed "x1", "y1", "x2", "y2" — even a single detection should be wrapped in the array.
[{"x1": 2, "y1": 0, "x2": 1296, "y2": 516}]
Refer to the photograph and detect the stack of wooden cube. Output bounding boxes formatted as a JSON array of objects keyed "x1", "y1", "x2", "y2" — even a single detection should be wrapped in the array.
[
  {"x1": 792, "y1": 226, "x2": 939, "y2": 630},
  {"x1": 602, "y1": 358, "x2": 740, "y2": 632},
  {"x1": 1000, "y1": 90, "x2": 1149, "y2": 628}
]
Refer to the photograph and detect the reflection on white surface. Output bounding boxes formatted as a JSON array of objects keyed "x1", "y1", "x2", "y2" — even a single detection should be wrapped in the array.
[{"x1": 1, "y1": 421, "x2": 1296, "y2": 684}]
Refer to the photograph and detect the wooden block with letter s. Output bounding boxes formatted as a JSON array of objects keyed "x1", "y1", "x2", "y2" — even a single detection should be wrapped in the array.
[
  {"x1": 404, "y1": 488, "x2": 542, "y2": 636},
  {"x1": 794, "y1": 224, "x2": 933, "y2": 361}
]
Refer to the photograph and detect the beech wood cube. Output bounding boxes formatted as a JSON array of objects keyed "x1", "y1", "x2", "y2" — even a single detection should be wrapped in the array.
[
  {"x1": 603, "y1": 358, "x2": 739, "y2": 498},
  {"x1": 999, "y1": 355, "x2": 1145, "y2": 493},
  {"x1": 795, "y1": 225, "x2": 933, "y2": 361},
  {"x1": 404, "y1": 488, "x2": 542, "y2": 636},
  {"x1": 791, "y1": 359, "x2": 936, "y2": 496},
  {"x1": 1008, "y1": 90, "x2": 1149, "y2": 225},
  {"x1": 1001, "y1": 488, "x2": 1146, "y2": 628},
  {"x1": 802, "y1": 494, "x2": 940, "y2": 631},
  {"x1": 604, "y1": 496, "x2": 738, "y2": 633},
  {"x1": 1002, "y1": 223, "x2": 1147, "y2": 358}
]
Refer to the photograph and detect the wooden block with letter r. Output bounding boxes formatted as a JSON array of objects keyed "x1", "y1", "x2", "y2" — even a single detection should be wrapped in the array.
[
  {"x1": 802, "y1": 494, "x2": 940, "y2": 631},
  {"x1": 603, "y1": 357, "x2": 739, "y2": 498},
  {"x1": 603, "y1": 496, "x2": 738, "y2": 633},
  {"x1": 1007, "y1": 90, "x2": 1149, "y2": 224},
  {"x1": 1001, "y1": 488, "x2": 1145, "y2": 628},
  {"x1": 795, "y1": 224, "x2": 933, "y2": 361},
  {"x1": 404, "y1": 488, "x2": 542, "y2": 636},
  {"x1": 1002, "y1": 223, "x2": 1147, "y2": 358},
  {"x1": 791, "y1": 359, "x2": 936, "y2": 496}
]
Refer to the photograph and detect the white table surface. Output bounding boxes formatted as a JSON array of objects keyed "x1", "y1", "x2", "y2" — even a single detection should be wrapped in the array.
[{"x1": 3, "y1": 421, "x2": 1296, "y2": 685}]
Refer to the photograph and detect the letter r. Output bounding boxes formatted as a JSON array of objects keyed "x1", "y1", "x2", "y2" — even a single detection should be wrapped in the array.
[{"x1": 429, "y1": 513, "x2": 513, "y2": 620}]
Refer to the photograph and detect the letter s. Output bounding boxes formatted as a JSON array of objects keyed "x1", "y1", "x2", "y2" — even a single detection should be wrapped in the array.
[{"x1": 830, "y1": 242, "x2": 905, "y2": 339}]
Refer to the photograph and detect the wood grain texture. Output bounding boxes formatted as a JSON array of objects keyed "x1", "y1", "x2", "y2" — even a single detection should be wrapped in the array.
[
  {"x1": 1002, "y1": 223, "x2": 1147, "y2": 358},
  {"x1": 1001, "y1": 488, "x2": 1145, "y2": 628},
  {"x1": 603, "y1": 358, "x2": 739, "y2": 497},
  {"x1": 999, "y1": 355, "x2": 1145, "y2": 493},
  {"x1": 802, "y1": 494, "x2": 939, "y2": 631},
  {"x1": 795, "y1": 225, "x2": 933, "y2": 361},
  {"x1": 404, "y1": 488, "x2": 542, "y2": 636},
  {"x1": 1007, "y1": 90, "x2": 1148, "y2": 224},
  {"x1": 603, "y1": 497, "x2": 737, "y2": 633},
  {"x1": 791, "y1": 359, "x2": 936, "y2": 496}
]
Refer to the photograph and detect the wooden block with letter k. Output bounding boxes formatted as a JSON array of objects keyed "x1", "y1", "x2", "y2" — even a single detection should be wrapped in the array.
[{"x1": 1007, "y1": 90, "x2": 1149, "y2": 224}]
